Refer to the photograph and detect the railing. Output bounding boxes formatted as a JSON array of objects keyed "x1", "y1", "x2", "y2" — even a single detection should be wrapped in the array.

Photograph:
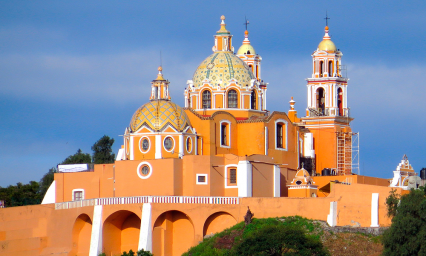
[{"x1": 55, "y1": 196, "x2": 240, "y2": 210}]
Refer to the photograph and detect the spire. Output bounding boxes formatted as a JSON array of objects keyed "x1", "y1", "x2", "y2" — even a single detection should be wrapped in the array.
[{"x1": 151, "y1": 66, "x2": 170, "y2": 101}]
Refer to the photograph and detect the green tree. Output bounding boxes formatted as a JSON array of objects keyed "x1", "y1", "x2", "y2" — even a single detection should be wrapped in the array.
[
  {"x1": 0, "y1": 181, "x2": 42, "y2": 207},
  {"x1": 382, "y1": 186, "x2": 426, "y2": 255},
  {"x1": 62, "y1": 149, "x2": 91, "y2": 164},
  {"x1": 39, "y1": 167, "x2": 56, "y2": 198},
  {"x1": 92, "y1": 135, "x2": 115, "y2": 164}
]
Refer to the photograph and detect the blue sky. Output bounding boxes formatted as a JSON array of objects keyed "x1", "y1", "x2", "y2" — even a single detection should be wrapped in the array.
[{"x1": 1, "y1": 1, "x2": 425, "y2": 187}]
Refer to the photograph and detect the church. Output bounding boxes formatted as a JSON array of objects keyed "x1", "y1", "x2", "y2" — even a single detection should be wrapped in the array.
[{"x1": 0, "y1": 16, "x2": 411, "y2": 256}]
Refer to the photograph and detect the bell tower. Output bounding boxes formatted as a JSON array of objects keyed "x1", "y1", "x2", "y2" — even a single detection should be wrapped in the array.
[
  {"x1": 301, "y1": 23, "x2": 354, "y2": 176},
  {"x1": 306, "y1": 25, "x2": 348, "y2": 117}
]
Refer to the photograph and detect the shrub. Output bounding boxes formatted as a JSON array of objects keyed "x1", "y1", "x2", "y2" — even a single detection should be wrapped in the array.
[{"x1": 234, "y1": 225, "x2": 328, "y2": 256}]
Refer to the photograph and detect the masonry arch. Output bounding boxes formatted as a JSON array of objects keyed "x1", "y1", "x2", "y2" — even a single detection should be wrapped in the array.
[
  {"x1": 102, "y1": 210, "x2": 141, "y2": 255},
  {"x1": 70, "y1": 213, "x2": 92, "y2": 256},
  {"x1": 203, "y1": 211, "x2": 237, "y2": 237},
  {"x1": 152, "y1": 210, "x2": 194, "y2": 256}
]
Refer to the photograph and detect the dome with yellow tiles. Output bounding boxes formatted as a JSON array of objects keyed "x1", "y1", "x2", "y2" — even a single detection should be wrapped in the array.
[
  {"x1": 318, "y1": 26, "x2": 337, "y2": 52},
  {"x1": 192, "y1": 52, "x2": 255, "y2": 88},
  {"x1": 130, "y1": 100, "x2": 191, "y2": 132}
]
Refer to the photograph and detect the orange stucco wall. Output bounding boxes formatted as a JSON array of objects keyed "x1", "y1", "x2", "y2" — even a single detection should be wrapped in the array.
[{"x1": 0, "y1": 181, "x2": 397, "y2": 256}]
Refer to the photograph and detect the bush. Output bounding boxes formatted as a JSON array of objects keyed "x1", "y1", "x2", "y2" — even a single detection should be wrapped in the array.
[
  {"x1": 183, "y1": 216, "x2": 329, "y2": 256},
  {"x1": 234, "y1": 225, "x2": 328, "y2": 256}
]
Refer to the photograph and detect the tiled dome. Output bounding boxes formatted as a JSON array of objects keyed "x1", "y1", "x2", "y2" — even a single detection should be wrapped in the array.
[
  {"x1": 192, "y1": 52, "x2": 255, "y2": 88},
  {"x1": 130, "y1": 100, "x2": 191, "y2": 132}
]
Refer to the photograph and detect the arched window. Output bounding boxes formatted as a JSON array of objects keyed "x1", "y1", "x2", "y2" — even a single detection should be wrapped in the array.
[
  {"x1": 328, "y1": 61, "x2": 333, "y2": 77},
  {"x1": 227, "y1": 89, "x2": 238, "y2": 108},
  {"x1": 202, "y1": 90, "x2": 211, "y2": 109},
  {"x1": 251, "y1": 90, "x2": 256, "y2": 110},
  {"x1": 337, "y1": 88, "x2": 343, "y2": 116},
  {"x1": 316, "y1": 88, "x2": 325, "y2": 115},
  {"x1": 319, "y1": 61, "x2": 324, "y2": 77}
]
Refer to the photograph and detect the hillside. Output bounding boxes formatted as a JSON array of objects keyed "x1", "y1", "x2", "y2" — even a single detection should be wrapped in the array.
[{"x1": 183, "y1": 216, "x2": 383, "y2": 256}]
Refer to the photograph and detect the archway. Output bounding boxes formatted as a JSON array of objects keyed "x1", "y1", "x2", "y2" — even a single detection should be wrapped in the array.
[
  {"x1": 316, "y1": 88, "x2": 325, "y2": 115},
  {"x1": 337, "y1": 87, "x2": 343, "y2": 116},
  {"x1": 70, "y1": 214, "x2": 92, "y2": 256},
  {"x1": 203, "y1": 212, "x2": 237, "y2": 237},
  {"x1": 103, "y1": 210, "x2": 141, "y2": 255},
  {"x1": 152, "y1": 210, "x2": 194, "y2": 256}
]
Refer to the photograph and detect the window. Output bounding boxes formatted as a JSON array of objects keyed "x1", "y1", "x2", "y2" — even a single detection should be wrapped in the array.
[
  {"x1": 316, "y1": 88, "x2": 325, "y2": 115},
  {"x1": 225, "y1": 165, "x2": 238, "y2": 187},
  {"x1": 137, "y1": 162, "x2": 153, "y2": 179},
  {"x1": 277, "y1": 124, "x2": 283, "y2": 148},
  {"x1": 202, "y1": 90, "x2": 211, "y2": 109},
  {"x1": 163, "y1": 136, "x2": 174, "y2": 151},
  {"x1": 220, "y1": 121, "x2": 231, "y2": 147},
  {"x1": 251, "y1": 90, "x2": 256, "y2": 110},
  {"x1": 186, "y1": 137, "x2": 193, "y2": 153},
  {"x1": 328, "y1": 61, "x2": 333, "y2": 77},
  {"x1": 337, "y1": 88, "x2": 343, "y2": 116},
  {"x1": 72, "y1": 189, "x2": 84, "y2": 201},
  {"x1": 275, "y1": 119, "x2": 288, "y2": 150},
  {"x1": 221, "y1": 124, "x2": 227, "y2": 146},
  {"x1": 230, "y1": 169, "x2": 237, "y2": 184},
  {"x1": 227, "y1": 89, "x2": 238, "y2": 108},
  {"x1": 139, "y1": 137, "x2": 150, "y2": 153},
  {"x1": 196, "y1": 174, "x2": 208, "y2": 185},
  {"x1": 319, "y1": 61, "x2": 324, "y2": 77}
]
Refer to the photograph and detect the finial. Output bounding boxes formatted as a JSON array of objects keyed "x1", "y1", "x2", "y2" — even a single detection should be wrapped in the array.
[
  {"x1": 217, "y1": 15, "x2": 230, "y2": 34},
  {"x1": 156, "y1": 66, "x2": 164, "y2": 80},
  {"x1": 289, "y1": 96, "x2": 296, "y2": 110}
]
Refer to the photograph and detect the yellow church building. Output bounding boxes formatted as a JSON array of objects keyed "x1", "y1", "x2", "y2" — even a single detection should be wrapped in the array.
[{"x1": 0, "y1": 16, "x2": 409, "y2": 256}]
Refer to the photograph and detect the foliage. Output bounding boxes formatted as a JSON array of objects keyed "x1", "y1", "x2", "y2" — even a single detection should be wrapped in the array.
[
  {"x1": 385, "y1": 189, "x2": 401, "y2": 218},
  {"x1": 39, "y1": 167, "x2": 56, "y2": 198},
  {"x1": 235, "y1": 225, "x2": 327, "y2": 256},
  {"x1": 382, "y1": 186, "x2": 426, "y2": 256},
  {"x1": 99, "y1": 249, "x2": 152, "y2": 256},
  {"x1": 0, "y1": 181, "x2": 42, "y2": 207},
  {"x1": 92, "y1": 135, "x2": 115, "y2": 164},
  {"x1": 183, "y1": 216, "x2": 329, "y2": 256},
  {"x1": 62, "y1": 148, "x2": 91, "y2": 164}
]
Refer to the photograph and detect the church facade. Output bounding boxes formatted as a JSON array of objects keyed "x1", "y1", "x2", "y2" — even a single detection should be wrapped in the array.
[{"x1": 0, "y1": 16, "x2": 403, "y2": 256}]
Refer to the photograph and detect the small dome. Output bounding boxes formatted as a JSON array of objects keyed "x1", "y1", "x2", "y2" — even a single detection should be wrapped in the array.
[
  {"x1": 318, "y1": 26, "x2": 337, "y2": 52},
  {"x1": 237, "y1": 44, "x2": 256, "y2": 55},
  {"x1": 130, "y1": 100, "x2": 191, "y2": 132},
  {"x1": 318, "y1": 40, "x2": 337, "y2": 52},
  {"x1": 192, "y1": 52, "x2": 255, "y2": 88}
]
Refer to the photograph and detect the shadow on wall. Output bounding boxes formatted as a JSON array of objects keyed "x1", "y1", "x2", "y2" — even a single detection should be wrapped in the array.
[
  {"x1": 103, "y1": 210, "x2": 141, "y2": 255},
  {"x1": 153, "y1": 210, "x2": 194, "y2": 256}
]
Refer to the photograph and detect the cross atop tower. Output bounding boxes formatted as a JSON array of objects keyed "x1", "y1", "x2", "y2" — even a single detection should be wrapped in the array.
[
  {"x1": 244, "y1": 16, "x2": 250, "y2": 31},
  {"x1": 324, "y1": 12, "x2": 330, "y2": 27}
]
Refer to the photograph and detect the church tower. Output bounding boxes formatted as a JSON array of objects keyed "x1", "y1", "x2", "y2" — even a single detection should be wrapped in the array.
[
  {"x1": 236, "y1": 25, "x2": 267, "y2": 111},
  {"x1": 301, "y1": 24, "x2": 354, "y2": 176},
  {"x1": 306, "y1": 25, "x2": 348, "y2": 117}
]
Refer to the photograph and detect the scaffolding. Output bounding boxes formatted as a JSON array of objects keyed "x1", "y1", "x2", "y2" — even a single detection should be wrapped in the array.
[
  {"x1": 351, "y1": 133, "x2": 360, "y2": 175},
  {"x1": 336, "y1": 132, "x2": 359, "y2": 175}
]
